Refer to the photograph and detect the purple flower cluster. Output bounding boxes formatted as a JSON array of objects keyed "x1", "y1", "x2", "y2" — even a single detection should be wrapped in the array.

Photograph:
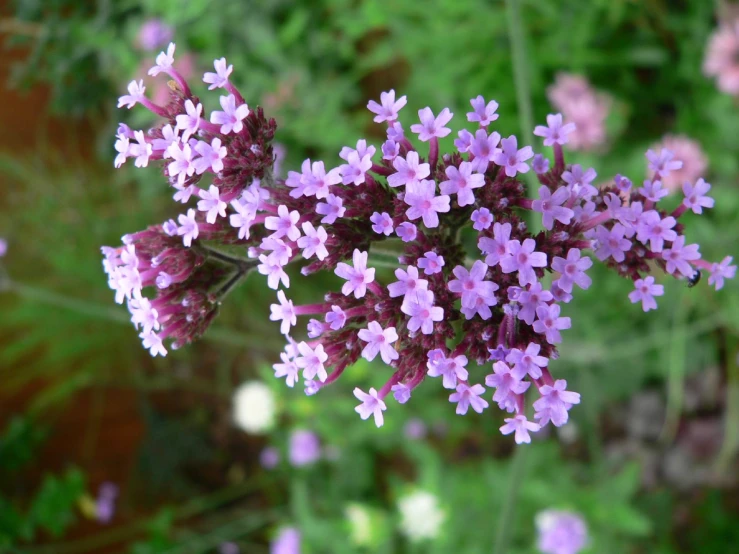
[{"x1": 104, "y1": 44, "x2": 735, "y2": 443}]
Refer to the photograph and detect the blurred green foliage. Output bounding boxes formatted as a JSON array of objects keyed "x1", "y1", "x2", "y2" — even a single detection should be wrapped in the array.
[{"x1": 1, "y1": 0, "x2": 738, "y2": 552}]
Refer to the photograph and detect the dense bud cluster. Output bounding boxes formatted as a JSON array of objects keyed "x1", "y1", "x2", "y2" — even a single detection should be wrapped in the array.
[{"x1": 104, "y1": 44, "x2": 735, "y2": 442}]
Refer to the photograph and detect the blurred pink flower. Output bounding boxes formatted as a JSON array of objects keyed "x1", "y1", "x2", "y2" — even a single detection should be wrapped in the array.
[
  {"x1": 649, "y1": 135, "x2": 707, "y2": 192},
  {"x1": 547, "y1": 73, "x2": 611, "y2": 152},
  {"x1": 703, "y1": 20, "x2": 739, "y2": 95},
  {"x1": 137, "y1": 19, "x2": 174, "y2": 51}
]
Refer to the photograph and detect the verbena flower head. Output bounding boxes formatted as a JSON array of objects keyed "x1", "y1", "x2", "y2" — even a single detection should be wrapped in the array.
[
  {"x1": 271, "y1": 527, "x2": 301, "y2": 554},
  {"x1": 535, "y1": 510, "x2": 588, "y2": 554},
  {"x1": 104, "y1": 45, "x2": 733, "y2": 443},
  {"x1": 703, "y1": 18, "x2": 739, "y2": 95}
]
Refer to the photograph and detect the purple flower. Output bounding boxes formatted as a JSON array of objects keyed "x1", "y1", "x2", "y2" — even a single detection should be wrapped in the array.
[
  {"x1": 176, "y1": 209, "x2": 199, "y2": 247},
  {"x1": 117, "y1": 79, "x2": 147, "y2": 109},
  {"x1": 485, "y1": 361, "x2": 530, "y2": 412},
  {"x1": 550, "y1": 248, "x2": 593, "y2": 293},
  {"x1": 448, "y1": 260, "x2": 499, "y2": 310},
  {"x1": 506, "y1": 343, "x2": 548, "y2": 380},
  {"x1": 297, "y1": 222, "x2": 328, "y2": 261},
  {"x1": 536, "y1": 510, "x2": 588, "y2": 554},
  {"x1": 303, "y1": 161, "x2": 342, "y2": 199},
  {"x1": 387, "y1": 121, "x2": 404, "y2": 141},
  {"x1": 404, "y1": 418, "x2": 427, "y2": 439},
  {"x1": 439, "y1": 161, "x2": 485, "y2": 207},
  {"x1": 296, "y1": 342, "x2": 328, "y2": 382},
  {"x1": 410, "y1": 107, "x2": 453, "y2": 141},
  {"x1": 289, "y1": 429, "x2": 321, "y2": 466},
  {"x1": 561, "y1": 165, "x2": 598, "y2": 198},
  {"x1": 265, "y1": 205, "x2": 301, "y2": 241},
  {"x1": 203, "y1": 57, "x2": 233, "y2": 90},
  {"x1": 388, "y1": 151, "x2": 430, "y2": 188},
  {"x1": 392, "y1": 383, "x2": 412, "y2": 404},
  {"x1": 138, "y1": 19, "x2": 173, "y2": 51},
  {"x1": 709, "y1": 256, "x2": 736, "y2": 290},
  {"x1": 449, "y1": 383, "x2": 489, "y2": 415},
  {"x1": 500, "y1": 415, "x2": 540, "y2": 444},
  {"x1": 404, "y1": 180, "x2": 451, "y2": 228},
  {"x1": 0, "y1": 238, "x2": 7, "y2": 258},
  {"x1": 382, "y1": 139, "x2": 400, "y2": 160},
  {"x1": 340, "y1": 152, "x2": 373, "y2": 186},
  {"x1": 593, "y1": 224, "x2": 631, "y2": 262},
  {"x1": 646, "y1": 148, "x2": 683, "y2": 177},
  {"x1": 193, "y1": 138, "x2": 227, "y2": 174},
  {"x1": 533, "y1": 113, "x2": 576, "y2": 146},
  {"x1": 682, "y1": 178, "x2": 714, "y2": 214},
  {"x1": 325, "y1": 306, "x2": 347, "y2": 330},
  {"x1": 396, "y1": 222, "x2": 418, "y2": 242},
  {"x1": 335, "y1": 249, "x2": 375, "y2": 298},
  {"x1": 140, "y1": 331, "x2": 167, "y2": 357},
  {"x1": 175, "y1": 99, "x2": 202, "y2": 141},
  {"x1": 357, "y1": 321, "x2": 398, "y2": 364},
  {"x1": 353, "y1": 387, "x2": 387, "y2": 427},
  {"x1": 273, "y1": 349, "x2": 299, "y2": 388},
  {"x1": 467, "y1": 95, "x2": 499, "y2": 126},
  {"x1": 662, "y1": 236, "x2": 700, "y2": 277},
  {"x1": 533, "y1": 304, "x2": 571, "y2": 344},
  {"x1": 370, "y1": 212, "x2": 394, "y2": 236},
  {"x1": 638, "y1": 179, "x2": 668, "y2": 202},
  {"x1": 167, "y1": 142, "x2": 195, "y2": 186},
  {"x1": 417, "y1": 251, "x2": 445, "y2": 275},
  {"x1": 427, "y1": 352, "x2": 469, "y2": 389},
  {"x1": 532, "y1": 154, "x2": 550, "y2": 174},
  {"x1": 148, "y1": 42, "x2": 175, "y2": 76},
  {"x1": 532, "y1": 185, "x2": 574, "y2": 230},
  {"x1": 492, "y1": 135, "x2": 533, "y2": 177},
  {"x1": 271, "y1": 527, "x2": 301, "y2": 554},
  {"x1": 367, "y1": 89, "x2": 407, "y2": 123},
  {"x1": 471, "y1": 208, "x2": 493, "y2": 231},
  {"x1": 260, "y1": 446, "x2": 280, "y2": 469},
  {"x1": 468, "y1": 129, "x2": 501, "y2": 172},
  {"x1": 315, "y1": 194, "x2": 345, "y2": 224},
  {"x1": 500, "y1": 239, "x2": 548, "y2": 287},
  {"x1": 628, "y1": 276, "x2": 664, "y2": 311},
  {"x1": 455, "y1": 129, "x2": 474, "y2": 153},
  {"x1": 210, "y1": 94, "x2": 249, "y2": 135},
  {"x1": 487, "y1": 345, "x2": 510, "y2": 361},
  {"x1": 387, "y1": 265, "x2": 429, "y2": 299},
  {"x1": 95, "y1": 482, "x2": 119, "y2": 524},
  {"x1": 270, "y1": 291, "x2": 296, "y2": 335},
  {"x1": 197, "y1": 185, "x2": 227, "y2": 224},
  {"x1": 478, "y1": 222, "x2": 512, "y2": 267},
  {"x1": 636, "y1": 210, "x2": 677, "y2": 252},
  {"x1": 401, "y1": 289, "x2": 444, "y2": 334},
  {"x1": 533, "y1": 379, "x2": 581, "y2": 427},
  {"x1": 614, "y1": 174, "x2": 632, "y2": 193}
]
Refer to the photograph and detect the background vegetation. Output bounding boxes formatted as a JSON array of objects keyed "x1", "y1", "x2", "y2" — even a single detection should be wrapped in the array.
[{"x1": 0, "y1": 0, "x2": 737, "y2": 552}]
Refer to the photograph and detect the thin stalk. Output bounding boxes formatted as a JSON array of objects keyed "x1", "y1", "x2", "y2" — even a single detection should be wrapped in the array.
[
  {"x1": 492, "y1": 2, "x2": 535, "y2": 553},
  {"x1": 660, "y1": 287, "x2": 688, "y2": 444},
  {"x1": 492, "y1": 445, "x2": 528, "y2": 554},
  {"x1": 202, "y1": 246, "x2": 257, "y2": 270}
]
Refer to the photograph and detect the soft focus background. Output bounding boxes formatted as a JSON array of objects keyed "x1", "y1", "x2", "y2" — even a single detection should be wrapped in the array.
[{"x1": 1, "y1": 1, "x2": 738, "y2": 553}]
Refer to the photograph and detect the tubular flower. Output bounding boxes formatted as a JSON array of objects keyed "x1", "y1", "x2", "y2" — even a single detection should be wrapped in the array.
[{"x1": 104, "y1": 46, "x2": 733, "y2": 442}]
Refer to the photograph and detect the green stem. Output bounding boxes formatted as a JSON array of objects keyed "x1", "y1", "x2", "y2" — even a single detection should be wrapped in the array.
[
  {"x1": 506, "y1": 0, "x2": 534, "y2": 144},
  {"x1": 660, "y1": 287, "x2": 688, "y2": 444},
  {"x1": 492, "y1": 445, "x2": 528, "y2": 554}
]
